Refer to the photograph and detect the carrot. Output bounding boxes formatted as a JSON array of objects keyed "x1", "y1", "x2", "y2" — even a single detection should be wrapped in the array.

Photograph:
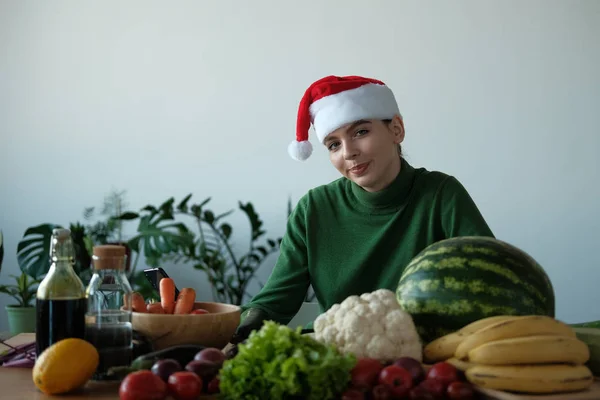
[
  {"x1": 174, "y1": 288, "x2": 196, "y2": 314},
  {"x1": 131, "y1": 292, "x2": 146, "y2": 313},
  {"x1": 159, "y1": 278, "x2": 176, "y2": 314},
  {"x1": 147, "y1": 302, "x2": 166, "y2": 314}
]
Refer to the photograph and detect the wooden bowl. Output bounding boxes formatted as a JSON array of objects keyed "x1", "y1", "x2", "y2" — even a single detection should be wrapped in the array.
[{"x1": 131, "y1": 302, "x2": 241, "y2": 351}]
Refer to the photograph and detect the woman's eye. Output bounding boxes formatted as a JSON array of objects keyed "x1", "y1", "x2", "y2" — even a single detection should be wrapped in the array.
[
  {"x1": 328, "y1": 142, "x2": 340, "y2": 151},
  {"x1": 355, "y1": 129, "x2": 369, "y2": 136}
]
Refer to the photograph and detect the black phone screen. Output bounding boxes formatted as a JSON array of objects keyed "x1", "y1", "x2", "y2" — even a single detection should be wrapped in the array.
[{"x1": 143, "y1": 267, "x2": 180, "y2": 300}]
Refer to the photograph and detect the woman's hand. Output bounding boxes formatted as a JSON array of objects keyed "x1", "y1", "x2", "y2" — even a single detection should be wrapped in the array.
[
  {"x1": 221, "y1": 308, "x2": 270, "y2": 358},
  {"x1": 221, "y1": 342, "x2": 239, "y2": 359}
]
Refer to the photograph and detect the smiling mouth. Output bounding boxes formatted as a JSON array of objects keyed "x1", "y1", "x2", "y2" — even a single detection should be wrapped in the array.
[{"x1": 348, "y1": 162, "x2": 370, "y2": 176}]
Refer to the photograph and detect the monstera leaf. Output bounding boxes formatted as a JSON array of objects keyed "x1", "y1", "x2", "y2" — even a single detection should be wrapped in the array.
[
  {"x1": 118, "y1": 197, "x2": 194, "y2": 268},
  {"x1": 17, "y1": 224, "x2": 61, "y2": 279}
]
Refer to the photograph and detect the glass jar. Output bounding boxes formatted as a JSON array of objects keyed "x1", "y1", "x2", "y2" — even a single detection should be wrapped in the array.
[{"x1": 84, "y1": 244, "x2": 133, "y2": 380}]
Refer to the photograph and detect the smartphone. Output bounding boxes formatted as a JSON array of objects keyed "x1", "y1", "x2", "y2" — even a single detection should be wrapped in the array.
[{"x1": 143, "y1": 267, "x2": 180, "y2": 301}]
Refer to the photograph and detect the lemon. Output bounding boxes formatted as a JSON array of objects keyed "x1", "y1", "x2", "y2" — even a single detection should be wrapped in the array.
[{"x1": 32, "y1": 338, "x2": 99, "y2": 395}]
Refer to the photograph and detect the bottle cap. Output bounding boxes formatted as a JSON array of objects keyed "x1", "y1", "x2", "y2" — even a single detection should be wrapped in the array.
[{"x1": 92, "y1": 245, "x2": 127, "y2": 270}]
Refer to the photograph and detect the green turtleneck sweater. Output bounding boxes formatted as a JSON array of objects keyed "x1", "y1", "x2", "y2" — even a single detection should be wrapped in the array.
[{"x1": 241, "y1": 158, "x2": 494, "y2": 328}]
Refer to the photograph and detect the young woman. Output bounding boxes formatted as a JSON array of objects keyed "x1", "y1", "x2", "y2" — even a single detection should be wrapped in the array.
[{"x1": 229, "y1": 75, "x2": 494, "y2": 345}]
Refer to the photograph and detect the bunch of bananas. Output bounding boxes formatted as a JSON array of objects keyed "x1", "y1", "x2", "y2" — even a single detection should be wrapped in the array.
[{"x1": 423, "y1": 315, "x2": 595, "y2": 394}]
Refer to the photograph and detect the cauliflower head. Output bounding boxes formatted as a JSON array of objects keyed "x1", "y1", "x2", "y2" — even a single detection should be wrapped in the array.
[{"x1": 313, "y1": 289, "x2": 422, "y2": 362}]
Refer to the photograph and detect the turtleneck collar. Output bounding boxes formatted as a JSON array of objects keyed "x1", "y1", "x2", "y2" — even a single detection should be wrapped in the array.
[{"x1": 349, "y1": 157, "x2": 416, "y2": 212}]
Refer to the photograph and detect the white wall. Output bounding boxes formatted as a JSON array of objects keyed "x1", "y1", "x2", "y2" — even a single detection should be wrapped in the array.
[{"x1": 1, "y1": 0, "x2": 599, "y2": 332}]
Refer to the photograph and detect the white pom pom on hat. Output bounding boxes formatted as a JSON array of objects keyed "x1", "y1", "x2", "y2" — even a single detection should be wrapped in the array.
[{"x1": 288, "y1": 75, "x2": 402, "y2": 161}]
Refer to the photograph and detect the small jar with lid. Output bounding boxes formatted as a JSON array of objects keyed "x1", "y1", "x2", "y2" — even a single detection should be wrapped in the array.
[{"x1": 84, "y1": 244, "x2": 133, "y2": 380}]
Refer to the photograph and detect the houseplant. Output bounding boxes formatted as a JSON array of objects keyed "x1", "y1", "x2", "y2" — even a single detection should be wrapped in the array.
[
  {"x1": 0, "y1": 230, "x2": 40, "y2": 334},
  {"x1": 17, "y1": 223, "x2": 93, "y2": 284},
  {"x1": 15, "y1": 191, "x2": 313, "y2": 307},
  {"x1": 0, "y1": 272, "x2": 39, "y2": 335},
  {"x1": 115, "y1": 194, "x2": 284, "y2": 305}
]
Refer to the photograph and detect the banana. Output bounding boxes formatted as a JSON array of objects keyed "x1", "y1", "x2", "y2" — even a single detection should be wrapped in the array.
[
  {"x1": 424, "y1": 316, "x2": 520, "y2": 362},
  {"x1": 424, "y1": 332, "x2": 465, "y2": 363},
  {"x1": 465, "y1": 364, "x2": 594, "y2": 394},
  {"x1": 458, "y1": 315, "x2": 525, "y2": 334},
  {"x1": 446, "y1": 357, "x2": 476, "y2": 372},
  {"x1": 468, "y1": 335, "x2": 590, "y2": 365},
  {"x1": 455, "y1": 315, "x2": 576, "y2": 360}
]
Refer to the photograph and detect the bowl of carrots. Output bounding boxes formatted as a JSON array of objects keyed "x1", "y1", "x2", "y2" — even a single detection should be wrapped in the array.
[{"x1": 129, "y1": 278, "x2": 241, "y2": 351}]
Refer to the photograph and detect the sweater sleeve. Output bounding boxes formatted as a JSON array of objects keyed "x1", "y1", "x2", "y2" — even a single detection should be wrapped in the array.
[
  {"x1": 438, "y1": 176, "x2": 495, "y2": 238},
  {"x1": 239, "y1": 196, "x2": 311, "y2": 326}
]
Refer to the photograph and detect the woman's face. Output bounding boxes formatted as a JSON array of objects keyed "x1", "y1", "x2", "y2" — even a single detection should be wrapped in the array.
[{"x1": 324, "y1": 115, "x2": 405, "y2": 192}]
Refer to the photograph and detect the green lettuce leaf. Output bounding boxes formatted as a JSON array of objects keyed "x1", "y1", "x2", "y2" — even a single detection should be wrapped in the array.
[{"x1": 219, "y1": 321, "x2": 356, "y2": 399}]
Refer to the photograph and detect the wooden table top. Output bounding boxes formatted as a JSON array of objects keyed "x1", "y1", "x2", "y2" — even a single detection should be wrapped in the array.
[
  {"x1": 0, "y1": 333, "x2": 220, "y2": 399},
  {"x1": 0, "y1": 333, "x2": 119, "y2": 399},
  {"x1": 0, "y1": 367, "x2": 122, "y2": 399},
  {"x1": 3, "y1": 333, "x2": 600, "y2": 400}
]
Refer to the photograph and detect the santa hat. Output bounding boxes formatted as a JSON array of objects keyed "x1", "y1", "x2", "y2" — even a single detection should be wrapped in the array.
[{"x1": 288, "y1": 75, "x2": 401, "y2": 161}]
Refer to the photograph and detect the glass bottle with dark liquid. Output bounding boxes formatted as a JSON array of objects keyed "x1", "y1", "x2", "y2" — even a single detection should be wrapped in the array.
[
  {"x1": 35, "y1": 228, "x2": 87, "y2": 357},
  {"x1": 85, "y1": 244, "x2": 133, "y2": 380}
]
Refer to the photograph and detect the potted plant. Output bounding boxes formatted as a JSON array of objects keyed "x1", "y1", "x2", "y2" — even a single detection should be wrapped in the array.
[{"x1": 1, "y1": 231, "x2": 39, "y2": 334}]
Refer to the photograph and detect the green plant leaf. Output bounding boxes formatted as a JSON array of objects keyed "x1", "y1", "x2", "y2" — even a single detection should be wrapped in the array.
[
  {"x1": 127, "y1": 211, "x2": 193, "y2": 267},
  {"x1": 17, "y1": 223, "x2": 61, "y2": 279},
  {"x1": 203, "y1": 210, "x2": 215, "y2": 224},
  {"x1": 220, "y1": 223, "x2": 232, "y2": 239},
  {"x1": 158, "y1": 197, "x2": 175, "y2": 219},
  {"x1": 177, "y1": 193, "x2": 193, "y2": 212},
  {"x1": 0, "y1": 272, "x2": 40, "y2": 306},
  {"x1": 69, "y1": 222, "x2": 92, "y2": 276},
  {"x1": 239, "y1": 202, "x2": 266, "y2": 241},
  {"x1": 116, "y1": 212, "x2": 139, "y2": 220},
  {"x1": 214, "y1": 210, "x2": 234, "y2": 222},
  {"x1": 142, "y1": 205, "x2": 158, "y2": 213},
  {"x1": 0, "y1": 230, "x2": 4, "y2": 274}
]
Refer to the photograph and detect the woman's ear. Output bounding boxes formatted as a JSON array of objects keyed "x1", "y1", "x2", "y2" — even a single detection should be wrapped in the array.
[{"x1": 390, "y1": 114, "x2": 405, "y2": 144}]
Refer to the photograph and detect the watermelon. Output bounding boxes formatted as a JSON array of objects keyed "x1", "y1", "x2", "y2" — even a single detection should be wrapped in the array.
[
  {"x1": 396, "y1": 236, "x2": 555, "y2": 344},
  {"x1": 570, "y1": 320, "x2": 600, "y2": 329},
  {"x1": 573, "y1": 327, "x2": 600, "y2": 376}
]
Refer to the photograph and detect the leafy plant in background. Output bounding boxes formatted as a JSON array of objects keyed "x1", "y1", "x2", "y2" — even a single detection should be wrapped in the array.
[
  {"x1": 17, "y1": 223, "x2": 93, "y2": 284},
  {"x1": 1, "y1": 229, "x2": 41, "y2": 308},
  {"x1": 13, "y1": 191, "x2": 315, "y2": 306},
  {"x1": 0, "y1": 272, "x2": 40, "y2": 308},
  {"x1": 13, "y1": 190, "x2": 152, "y2": 298},
  {"x1": 117, "y1": 194, "x2": 283, "y2": 305},
  {"x1": 84, "y1": 189, "x2": 128, "y2": 245}
]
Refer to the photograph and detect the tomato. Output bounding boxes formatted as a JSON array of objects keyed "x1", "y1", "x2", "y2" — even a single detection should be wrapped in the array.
[
  {"x1": 378, "y1": 365, "x2": 413, "y2": 397},
  {"x1": 419, "y1": 379, "x2": 445, "y2": 399},
  {"x1": 371, "y1": 384, "x2": 392, "y2": 399},
  {"x1": 167, "y1": 371, "x2": 203, "y2": 400},
  {"x1": 341, "y1": 388, "x2": 366, "y2": 400},
  {"x1": 447, "y1": 381, "x2": 476, "y2": 400},
  {"x1": 350, "y1": 358, "x2": 384, "y2": 389},
  {"x1": 409, "y1": 385, "x2": 437, "y2": 400},
  {"x1": 393, "y1": 357, "x2": 425, "y2": 385},
  {"x1": 426, "y1": 362, "x2": 460, "y2": 387},
  {"x1": 207, "y1": 376, "x2": 220, "y2": 394},
  {"x1": 119, "y1": 370, "x2": 167, "y2": 400},
  {"x1": 191, "y1": 308, "x2": 210, "y2": 315}
]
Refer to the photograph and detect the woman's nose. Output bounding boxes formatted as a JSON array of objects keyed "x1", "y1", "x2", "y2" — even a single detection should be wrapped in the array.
[{"x1": 343, "y1": 144, "x2": 359, "y2": 160}]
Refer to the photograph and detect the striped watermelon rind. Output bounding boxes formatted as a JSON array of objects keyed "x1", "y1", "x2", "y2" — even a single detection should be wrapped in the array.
[{"x1": 396, "y1": 236, "x2": 555, "y2": 344}]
